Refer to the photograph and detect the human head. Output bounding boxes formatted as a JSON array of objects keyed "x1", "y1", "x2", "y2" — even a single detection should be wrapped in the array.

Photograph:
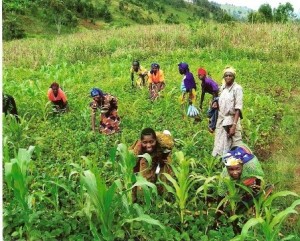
[
  {"x1": 178, "y1": 62, "x2": 189, "y2": 75},
  {"x1": 224, "y1": 156, "x2": 243, "y2": 180},
  {"x1": 132, "y1": 60, "x2": 140, "y2": 72},
  {"x1": 150, "y1": 63, "x2": 160, "y2": 74},
  {"x1": 223, "y1": 66, "x2": 236, "y2": 86},
  {"x1": 90, "y1": 88, "x2": 104, "y2": 101},
  {"x1": 197, "y1": 68, "x2": 207, "y2": 80},
  {"x1": 140, "y1": 128, "x2": 157, "y2": 154},
  {"x1": 50, "y1": 82, "x2": 59, "y2": 95}
]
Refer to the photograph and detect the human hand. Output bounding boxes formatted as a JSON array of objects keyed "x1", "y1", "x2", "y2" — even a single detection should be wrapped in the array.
[
  {"x1": 228, "y1": 125, "x2": 236, "y2": 137},
  {"x1": 212, "y1": 102, "x2": 218, "y2": 109}
]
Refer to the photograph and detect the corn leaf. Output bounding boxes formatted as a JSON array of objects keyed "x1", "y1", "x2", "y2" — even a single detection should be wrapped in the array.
[
  {"x1": 240, "y1": 217, "x2": 264, "y2": 240},
  {"x1": 263, "y1": 191, "x2": 299, "y2": 208}
]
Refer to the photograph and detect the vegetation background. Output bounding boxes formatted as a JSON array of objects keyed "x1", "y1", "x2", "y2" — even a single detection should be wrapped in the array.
[{"x1": 2, "y1": 0, "x2": 300, "y2": 240}]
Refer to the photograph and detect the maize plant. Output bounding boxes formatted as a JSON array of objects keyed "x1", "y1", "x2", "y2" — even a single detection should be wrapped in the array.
[
  {"x1": 111, "y1": 143, "x2": 157, "y2": 209},
  {"x1": 160, "y1": 151, "x2": 199, "y2": 224},
  {"x1": 81, "y1": 168, "x2": 117, "y2": 241},
  {"x1": 4, "y1": 146, "x2": 35, "y2": 240},
  {"x1": 232, "y1": 191, "x2": 300, "y2": 241}
]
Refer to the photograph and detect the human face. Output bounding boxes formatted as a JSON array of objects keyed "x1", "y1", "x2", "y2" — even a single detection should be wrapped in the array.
[
  {"x1": 133, "y1": 64, "x2": 139, "y2": 72},
  {"x1": 141, "y1": 134, "x2": 157, "y2": 154},
  {"x1": 93, "y1": 95, "x2": 101, "y2": 102},
  {"x1": 223, "y1": 72, "x2": 235, "y2": 86},
  {"x1": 179, "y1": 68, "x2": 184, "y2": 75},
  {"x1": 198, "y1": 74, "x2": 205, "y2": 81},
  {"x1": 52, "y1": 86, "x2": 59, "y2": 95},
  {"x1": 151, "y1": 66, "x2": 158, "y2": 74},
  {"x1": 227, "y1": 164, "x2": 243, "y2": 180}
]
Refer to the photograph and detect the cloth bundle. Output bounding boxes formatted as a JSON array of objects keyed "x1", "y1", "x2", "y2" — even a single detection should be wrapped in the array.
[{"x1": 187, "y1": 105, "x2": 199, "y2": 117}]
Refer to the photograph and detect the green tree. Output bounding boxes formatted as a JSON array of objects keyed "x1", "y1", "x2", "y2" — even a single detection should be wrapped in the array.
[
  {"x1": 3, "y1": 13, "x2": 26, "y2": 41},
  {"x1": 274, "y1": 2, "x2": 294, "y2": 23},
  {"x1": 248, "y1": 11, "x2": 267, "y2": 23},
  {"x1": 258, "y1": 3, "x2": 273, "y2": 22}
]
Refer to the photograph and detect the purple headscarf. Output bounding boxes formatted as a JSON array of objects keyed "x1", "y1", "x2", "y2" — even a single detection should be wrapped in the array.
[{"x1": 178, "y1": 62, "x2": 189, "y2": 71}]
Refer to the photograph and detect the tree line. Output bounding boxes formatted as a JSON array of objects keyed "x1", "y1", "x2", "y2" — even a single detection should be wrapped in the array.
[{"x1": 248, "y1": 2, "x2": 297, "y2": 23}]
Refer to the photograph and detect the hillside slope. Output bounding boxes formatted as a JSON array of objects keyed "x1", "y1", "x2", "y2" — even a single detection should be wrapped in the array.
[{"x1": 3, "y1": 0, "x2": 233, "y2": 40}]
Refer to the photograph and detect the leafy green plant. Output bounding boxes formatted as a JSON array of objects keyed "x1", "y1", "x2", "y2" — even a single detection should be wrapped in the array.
[
  {"x1": 216, "y1": 178, "x2": 244, "y2": 217},
  {"x1": 80, "y1": 166, "x2": 163, "y2": 240},
  {"x1": 160, "y1": 151, "x2": 199, "y2": 224},
  {"x1": 232, "y1": 191, "x2": 300, "y2": 241},
  {"x1": 81, "y1": 168, "x2": 117, "y2": 240},
  {"x1": 110, "y1": 143, "x2": 157, "y2": 208},
  {"x1": 195, "y1": 175, "x2": 219, "y2": 204},
  {"x1": 4, "y1": 146, "x2": 35, "y2": 240},
  {"x1": 3, "y1": 113, "x2": 33, "y2": 150}
]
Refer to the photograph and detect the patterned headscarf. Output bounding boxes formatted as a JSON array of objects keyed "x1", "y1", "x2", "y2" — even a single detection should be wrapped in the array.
[{"x1": 223, "y1": 146, "x2": 254, "y2": 166}]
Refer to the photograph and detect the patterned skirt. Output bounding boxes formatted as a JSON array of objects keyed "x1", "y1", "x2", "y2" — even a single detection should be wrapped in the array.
[
  {"x1": 149, "y1": 82, "x2": 165, "y2": 101},
  {"x1": 99, "y1": 109, "x2": 121, "y2": 134}
]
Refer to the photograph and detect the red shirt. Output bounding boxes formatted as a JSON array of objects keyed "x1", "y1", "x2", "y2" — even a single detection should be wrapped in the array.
[{"x1": 47, "y1": 88, "x2": 67, "y2": 103}]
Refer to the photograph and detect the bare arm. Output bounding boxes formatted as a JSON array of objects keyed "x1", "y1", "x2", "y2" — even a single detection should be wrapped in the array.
[
  {"x1": 200, "y1": 89, "x2": 205, "y2": 109},
  {"x1": 228, "y1": 110, "x2": 240, "y2": 137}
]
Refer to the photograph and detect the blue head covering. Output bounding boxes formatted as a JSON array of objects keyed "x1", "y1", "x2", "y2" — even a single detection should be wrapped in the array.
[
  {"x1": 223, "y1": 146, "x2": 255, "y2": 165},
  {"x1": 90, "y1": 88, "x2": 104, "y2": 97},
  {"x1": 178, "y1": 62, "x2": 189, "y2": 71},
  {"x1": 151, "y1": 63, "x2": 160, "y2": 69}
]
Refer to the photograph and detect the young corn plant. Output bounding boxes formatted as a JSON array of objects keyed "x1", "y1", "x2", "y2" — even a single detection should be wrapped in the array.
[
  {"x1": 81, "y1": 168, "x2": 117, "y2": 241},
  {"x1": 110, "y1": 143, "x2": 137, "y2": 204},
  {"x1": 3, "y1": 113, "x2": 33, "y2": 150},
  {"x1": 195, "y1": 175, "x2": 219, "y2": 204},
  {"x1": 160, "y1": 151, "x2": 199, "y2": 225},
  {"x1": 4, "y1": 146, "x2": 35, "y2": 240},
  {"x1": 232, "y1": 191, "x2": 300, "y2": 241},
  {"x1": 216, "y1": 178, "x2": 243, "y2": 217},
  {"x1": 198, "y1": 155, "x2": 222, "y2": 177},
  {"x1": 80, "y1": 166, "x2": 163, "y2": 240},
  {"x1": 110, "y1": 143, "x2": 157, "y2": 209}
]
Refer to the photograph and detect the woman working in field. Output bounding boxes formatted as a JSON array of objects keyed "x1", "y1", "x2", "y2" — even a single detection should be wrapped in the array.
[
  {"x1": 218, "y1": 144, "x2": 265, "y2": 198},
  {"x1": 90, "y1": 87, "x2": 120, "y2": 135},
  {"x1": 130, "y1": 60, "x2": 148, "y2": 88},
  {"x1": 197, "y1": 67, "x2": 219, "y2": 111},
  {"x1": 217, "y1": 144, "x2": 269, "y2": 233},
  {"x1": 47, "y1": 82, "x2": 68, "y2": 112},
  {"x1": 131, "y1": 128, "x2": 174, "y2": 201},
  {"x1": 178, "y1": 62, "x2": 200, "y2": 121},
  {"x1": 148, "y1": 63, "x2": 165, "y2": 101},
  {"x1": 212, "y1": 66, "x2": 243, "y2": 157}
]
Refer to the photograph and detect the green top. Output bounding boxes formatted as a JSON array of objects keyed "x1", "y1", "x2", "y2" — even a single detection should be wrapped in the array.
[{"x1": 218, "y1": 156, "x2": 264, "y2": 197}]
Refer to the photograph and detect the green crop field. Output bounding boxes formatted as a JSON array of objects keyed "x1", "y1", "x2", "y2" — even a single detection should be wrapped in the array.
[{"x1": 3, "y1": 22, "x2": 300, "y2": 240}]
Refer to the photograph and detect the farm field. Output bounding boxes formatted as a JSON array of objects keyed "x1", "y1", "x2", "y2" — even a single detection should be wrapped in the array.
[{"x1": 3, "y1": 22, "x2": 300, "y2": 240}]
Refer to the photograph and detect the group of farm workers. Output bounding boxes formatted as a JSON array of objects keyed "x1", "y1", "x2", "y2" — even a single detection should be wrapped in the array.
[{"x1": 3, "y1": 61, "x2": 270, "y2": 226}]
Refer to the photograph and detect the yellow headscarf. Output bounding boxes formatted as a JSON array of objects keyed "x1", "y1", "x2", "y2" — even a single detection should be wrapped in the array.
[{"x1": 223, "y1": 66, "x2": 236, "y2": 76}]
